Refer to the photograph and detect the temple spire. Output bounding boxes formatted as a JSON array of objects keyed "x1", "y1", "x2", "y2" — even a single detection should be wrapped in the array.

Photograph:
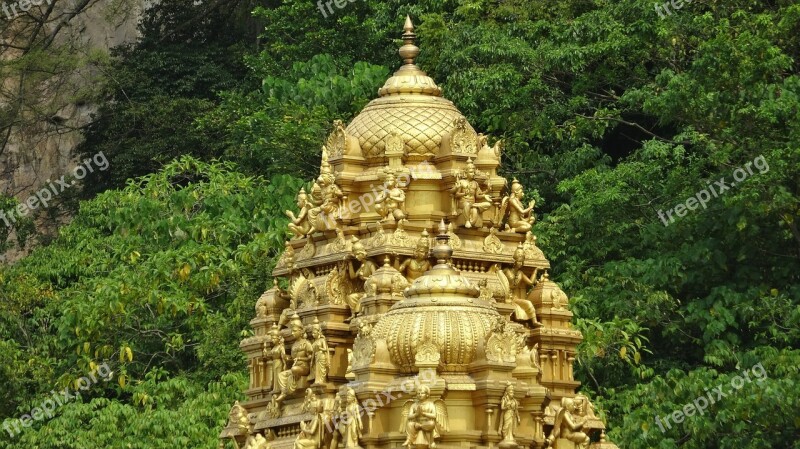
[{"x1": 399, "y1": 15, "x2": 420, "y2": 66}]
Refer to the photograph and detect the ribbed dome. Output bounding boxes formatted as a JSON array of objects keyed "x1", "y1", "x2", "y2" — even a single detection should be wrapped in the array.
[
  {"x1": 346, "y1": 16, "x2": 475, "y2": 160},
  {"x1": 370, "y1": 223, "x2": 500, "y2": 373}
]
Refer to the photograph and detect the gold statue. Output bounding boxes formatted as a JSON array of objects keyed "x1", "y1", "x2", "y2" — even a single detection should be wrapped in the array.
[
  {"x1": 341, "y1": 388, "x2": 363, "y2": 448},
  {"x1": 309, "y1": 318, "x2": 330, "y2": 385},
  {"x1": 274, "y1": 314, "x2": 313, "y2": 403},
  {"x1": 267, "y1": 325, "x2": 286, "y2": 394},
  {"x1": 396, "y1": 230, "x2": 431, "y2": 281},
  {"x1": 294, "y1": 401, "x2": 324, "y2": 449},
  {"x1": 307, "y1": 154, "x2": 345, "y2": 233},
  {"x1": 287, "y1": 188, "x2": 313, "y2": 237},
  {"x1": 345, "y1": 237, "x2": 377, "y2": 319},
  {"x1": 400, "y1": 385, "x2": 448, "y2": 449},
  {"x1": 499, "y1": 179, "x2": 535, "y2": 233},
  {"x1": 450, "y1": 158, "x2": 493, "y2": 229},
  {"x1": 546, "y1": 397, "x2": 590, "y2": 449},
  {"x1": 374, "y1": 170, "x2": 407, "y2": 222},
  {"x1": 243, "y1": 432, "x2": 272, "y2": 449},
  {"x1": 498, "y1": 245, "x2": 540, "y2": 325},
  {"x1": 498, "y1": 383, "x2": 520, "y2": 447},
  {"x1": 227, "y1": 400, "x2": 250, "y2": 431}
]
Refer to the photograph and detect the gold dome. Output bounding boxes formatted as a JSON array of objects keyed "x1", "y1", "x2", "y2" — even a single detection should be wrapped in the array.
[
  {"x1": 346, "y1": 16, "x2": 475, "y2": 159},
  {"x1": 370, "y1": 224, "x2": 500, "y2": 372}
]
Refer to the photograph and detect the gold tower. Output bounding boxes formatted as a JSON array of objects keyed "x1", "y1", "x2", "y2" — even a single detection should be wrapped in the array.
[{"x1": 220, "y1": 17, "x2": 620, "y2": 449}]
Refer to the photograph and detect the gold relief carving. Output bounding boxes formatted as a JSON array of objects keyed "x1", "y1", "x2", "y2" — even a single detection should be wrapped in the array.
[
  {"x1": 273, "y1": 314, "x2": 313, "y2": 404},
  {"x1": 325, "y1": 262, "x2": 350, "y2": 305},
  {"x1": 266, "y1": 394, "x2": 282, "y2": 419},
  {"x1": 266, "y1": 324, "x2": 287, "y2": 394},
  {"x1": 531, "y1": 342, "x2": 541, "y2": 369},
  {"x1": 485, "y1": 318, "x2": 522, "y2": 363},
  {"x1": 287, "y1": 188, "x2": 312, "y2": 238},
  {"x1": 546, "y1": 397, "x2": 591, "y2": 449},
  {"x1": 332, "y1": 228, "x2": 350, "y2": 253},
  {"x1": 450, "y1": 158, "x2": 494, "y2": 229},
  {"x1": 302, "y1": 389, "x2": 319, "y2": 414},
  {"x1": 366, "y1": 257, "x2": 410, "y2": 297},
  {"x1": 307, "y1": 150, "x2": 345, "y2": 233},
  {"x1": 414, "y1": 341, "x2": 441, "y2": 365},
  {"x1": 446, "y1": 223, "x2": 462, "y2": 249},
  {"x1": 294, "y1": 400, "x2": 324, "y2": 449},
  {"x1": 326, "y1": 120, "x2": 348, "y2": 159},
  {"x1": 451, "y1": 117, "x2": 477, "y2": 154},
  {"x1": 298, "y1": 238, "x2": 316, "y2": 261},
  {"x1": 227, "y1": 401, "x2": 250, "y2": 431},
  {"x1": 367, "y1": 222, "x2": 387, "y2": 249},
  {"x1": 523, "y1": 231, "x2": 545, "y2": 260},
  {"x1": 309, "y1": 318, "x2": 330, "y2": 385},
  {"x1": 243, "y1": 432, "x2": 272, "y2": 449},
  {"x1": 290, "y1": 274, "x2": 318, "y2": 310},
  {"x1": 397, "y1": 229, "x2": 432, "y2": 282},
  {"x1": 477, "y1": 134, "x2": 503, "y2": 163},
  {"x1": 477, "y1": 279, "x2": 495, "y2": 303},
  {"x1": 385, "y1": 131, "x2": 404, "y2": 156},
  {"x1": 376, "y1": 169, "x2": 408, "y2": 223},
  {"x1": 546, "y1": 273, "x2": 569, "y2": 310},
  {"x1": 497, "y1": 179, "x2": 535, "y2": 234},
  {"x1": 498, "y1": 383, "x2": 520, "y2": 447},
  {"x1": 389, "y1": 219, "x2": 414, "y2": 246},
  {"x1": 352, "y1": 333, "x2": 376, "y2": 369},
  {"x1": 498, "y1": 245, "x2": 541, "y2": 325},
  {"x1": 400, "y1": 385, "x2": 449, "y2": 449},
  {"x1": 345, "y1": 237, "x2": 377, "y2": 319},
  {"x1": 276, "y1": 242, "x2": 296, "y2": 271},
  {"x1": 482, "y1": 227, "x2": 504, "y2": 254}
]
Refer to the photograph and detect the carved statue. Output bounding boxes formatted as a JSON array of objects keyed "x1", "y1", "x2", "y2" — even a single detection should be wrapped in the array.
[
  {"x1": 345, "y1": 237, "x2": 377, "y2": 319},
  {"x1": 309, "y1": 318, "x2": 330, "y2": 385},
  {"x1": 342, "y1": 388, "x2": 363, "y2": 448},
  {"x1": 498, "y1": 383, "x2": 520, "y2": 446},
  {"x1": 375, "y1": 170, "x2": 407, "y2": 222},
  {"x1": 546, "y1": 397, "x2": 590, "y2": 449},
  {"x1": 498, "y1": 245, "x2": 540, "y2": 325},
  {"x1": 477, "y1": 278, "x2": 494, "y2": 303},
  {"x1": 274, "y1": 314, "x2": 313, "y2": 403},
  {"x1": 302, "y1": 389, "x2": 319, "y2": 414},
  {"x1": 294, "y1": 401, "x2": 324, "y2": 449},
  {"x1": 244, "y1": 432, "x2": 272, "y2": 449},
  {"x1": 450, "y1": 158, "x2": 493, "y2": 229},
  {"x1": 400, "y1": 385, "x2": 448, "y2": 449},
  {"x1": 498, "y1": 179, "x2": 535, "y2": 233},
  {"x1": 531, "y1": 342, "x2": 541, "y2": 369},
  {"x1": 396, "y1": 230, "x2": 431, "y2": 281},
  {"x1": 227, "y1": 400, "x2": 250, "y2": 431},
  {"x1": 307, "y1": 153, "x2": 345, "y2": 233},
  {"x1": 267, "y1": 325, "x2": 286, "y2": 393},
  {"x1": 482, "y1": 227, "x2": 504, "y2": 254},
  {"x1": 287, "y1": 188, "x2": 313, "y2": 237}
]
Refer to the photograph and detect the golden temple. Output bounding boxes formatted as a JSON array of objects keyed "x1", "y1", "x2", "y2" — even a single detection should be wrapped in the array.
[{"x1": 220, "y1": 16, "x2": 620, "y2": 449}]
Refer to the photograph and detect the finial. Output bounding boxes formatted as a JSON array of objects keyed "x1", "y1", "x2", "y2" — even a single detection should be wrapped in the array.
[
  {"x1": 438, "y1": 219, "x2": 447, "y2": 235},
  {"x1": 399, "y1": 15, "x2": 420, "y2": 66},
  {"x1": 383, "y1": 255, "x2": 391, "y2": 266},
  {"x1": 431, "y1": 220, "x2": 453, "y2": 265}
]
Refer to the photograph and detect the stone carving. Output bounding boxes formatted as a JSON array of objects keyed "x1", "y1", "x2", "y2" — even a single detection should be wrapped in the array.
[
  {"x1": 244, "y1": 432, "x2": 273, "y2": 449},
  {"x1": 446, "y1": 223, "x2": 462, "y2": 250},
  {"x1": 276, "y1": 242, "x2": 296, "y2": 271},
  {"x1": 389, "y1": 219, "x2": 414, "y2": 246},
  {"x1": 332, "y1": 228, "x2": 350, "y2": 252},
  {"x1": 290, "y1": 274, "x2": 318, "y2": 310},
  {"x1": 546, "y1": 397, "x2": 590, "y2": 449},
  {"x1": 342, "y1": 388, "x2": 363, "y2": 448},
  {"x1": 482, "y1": 227, "x2": 504, "y2": 254},
  {"x1": 498, "y1": 383, "x2": 520, "y2": 447},
  {"x1": 309, "y1": 318, "x2": 330, "y2": 385},
  {"x1": 451, "y1": 117, "x2": 477, "y2": 154},
  {"x1": 368, "y1": 221, "x2": 388, "y2": 248},
  {"x1": 400, "y1": 385, "x2": 448, "y2": 449},
  {"x1": 375, "y1": 169, "x2": 408, "y2": 223},
  {"x1": 298, "y1": 238, "x2": 316, "y2": 261},
  {"x1": 497, "y1": 179, "x2": 535, "y2": 233},
  {"x1": 352, "y1": 331, "x2": 376, "y2": 369},
  {"x1": 302, "y1": 389, "x2": 319, "y2": 414},
  {"x1": 450, "y1": 158, "x2": 493, "y2": 229},
  {"x1": 226, "y1": 400, "x2": 250, "y2": 431},
  {"x1": 345, "y1": 237, "x2": 377, "y2": 319},
  {"x1": 274, "y1": 314, "x2": 313, "y2": 404},
  {"x1": 497, "y1": 245, "x2": 540, "y2": 325},
  {"x1": 414, "y1": 341, "x2": 441, "y2": 365},
  {"x1": 307, "y1": 150, "x2": 345, "y2": 233},
  {"x1": 287, "y1": 188, "x2": 312, "y2": 238},
  {"x1": 485, "y1": 317, "x2": 522, "y2": 363},
  {"x1": 477, "y1": 279, "x2": 494, "y2": 303},
  {"x1": 397, "y1": 229, "x2": 431, "y2": 282},
  {"x1": 325, "y1": 262, "x2": 350, "y2": 305}
]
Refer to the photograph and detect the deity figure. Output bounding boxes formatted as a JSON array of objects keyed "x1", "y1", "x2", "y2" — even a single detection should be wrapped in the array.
[
  {"x1": 341, "y1": 388, "x2": 363, "y2": 448},
  {"x1": 374, "y1": 171, "x2": 407, "y2": 222},
  {"x1": 500, "y1": 179, "x2": 535, "y2": 233},
  {"x1": 244, "y1": 432, "x2": 272, "y2": 449},
  {"x1": 345, "y1": 237, "x2": 377, "y2": 319},
  {"x1": 477, "y1": 279, "x2": 494, "y2": 303},
  {"x1": 309, "y1": 318, "x2": 330, "y2": 385},
  {"x1": 307, "y1": 156, "x2": 345, "y2": 233},
  {"x1": 498, "y1": 245, "x2": 540, "y2": 325},
  {"x1": 286, "y1": 188, "x2": 312, "y2": 237},
  {"x1": 267, "y1": 325, "x2": 286, "y2": 393},
  {"x1": 397, "y1": 230, "x2": 431, "y2": 281},
  {"x1": 294, "y1": 401, "x2": 324, "y2": 449},
  {"x1": 274, "y1": 315, "x2": 313, "y2": 403},
  {"x1": 227, "y1": 400, "x2": 250, "y2": 431},
  {"x1": 450, "y1": 158, "x2": 493, "y2": 229},
  {"x1": 400, "y1": 385, "x2": 448, "y2": 449},
  {"x1": 498, "y1": 383, "x2": 520, "y2": 446},
  {"x1": 546, "y1": 397, "x2": 590, "y2": 449}
]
